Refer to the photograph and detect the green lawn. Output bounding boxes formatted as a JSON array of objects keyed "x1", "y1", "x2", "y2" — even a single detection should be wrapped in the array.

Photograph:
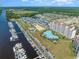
[
  {"x1": 31, "y1": 31, "x2": 76, "y2": 59},
  {"x1": 13, "y1": 10, "x2": 38, "y2": 14}
]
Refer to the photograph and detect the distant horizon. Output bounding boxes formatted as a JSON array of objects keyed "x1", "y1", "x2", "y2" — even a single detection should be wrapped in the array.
[
  {"x1": 1, "y1": 0, "x2": 79, "y2": 7},
  {"x1": 0, "y1": 6, "x2": 79, "y2": 8}
]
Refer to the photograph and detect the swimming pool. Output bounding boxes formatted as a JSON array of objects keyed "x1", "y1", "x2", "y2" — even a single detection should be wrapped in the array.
[{"x1": 42, "y1": 30, "x2": 59, "y2": 40}]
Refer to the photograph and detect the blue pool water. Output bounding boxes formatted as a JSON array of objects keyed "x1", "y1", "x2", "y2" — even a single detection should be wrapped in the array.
[{"x1": 42, "y1": 30, "x2": 59, "y2": 40}]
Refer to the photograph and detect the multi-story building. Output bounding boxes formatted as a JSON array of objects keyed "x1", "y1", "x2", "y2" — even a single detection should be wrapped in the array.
[
  {"x1": 73, "y1": 35, "x2": 79, "y2": 59},
  {"x1": 22, "y1": 17, "x2": 49, "y2": 29},
  {"x1": 55, "y1": 22, "x2": 59, "y2": 32},
  {"x1": 49, "y1": 22, "x2": 55, "y2": 31},
  {"x1": 49, "y1": 22, "x2": 77, "y2": 39},
  {"x1": 49, "y1": 22, "x2": 53, "y2": 29},
  {"x1": 64, "y1": 25, "x2": 70, "y2": 38},
  {"x1": 68, "y1": 26, "x2": 76, "y2": 39},
  {"x1": 59, "y1": 23, "x2": 65, "y2": 35}
]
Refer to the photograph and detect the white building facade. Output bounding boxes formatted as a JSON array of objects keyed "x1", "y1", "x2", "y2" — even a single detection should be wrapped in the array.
[
  {"x1": 49, "y1": 22, "x2": 77, "y2": 39},
  {"x1": 73, "y1": 35, "x2": 79, "y2": 59}
]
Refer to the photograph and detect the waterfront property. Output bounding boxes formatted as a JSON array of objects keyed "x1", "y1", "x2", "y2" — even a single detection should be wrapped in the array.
[
  {"x1": 16, "y1": 17, "x2": 75, "y2": 59},
  {"x1": 49, "y1": 22, "x2": 77, "y2": 39},
  {"x1": 42, "y1": 30, "x2": 59, "y2": 40},
  {"x1": 73, "y1": 35, "x2": 79, "y2": 59},
  {"x1": 11, "y1": 22, "x2": 38, "y2": 59}
]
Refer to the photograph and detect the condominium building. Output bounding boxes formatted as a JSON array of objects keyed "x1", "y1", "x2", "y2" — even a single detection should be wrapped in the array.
[
  {"x1": 55, "y1": 22, "x2": 59, "y2": 32},
  {"x1": 49, "y1": 22, "x2": 53, "y2": 29},
  {"x1": 49, "y1": 22, "x2": 55, "y2": 31},
  {"x1": 68, "y1": 26, "x2": 77, "y2": 39},
  {"x1": 73, "y1": 35, "x2": 79, "y2": 59},
  {"x1": 49, "y1": 22, "x2": 77, "y2": 39},
  {"x1": 64, "y1": 25, "x2": 70, "y2": 38},
  {"x1": 59, "y1": 23, "x2": 65, "y2": 35}
]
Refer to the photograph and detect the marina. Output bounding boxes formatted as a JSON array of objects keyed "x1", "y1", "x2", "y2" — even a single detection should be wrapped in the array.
[{"x1": 8, "y1": 22, "x2": 38, "y2": 59}]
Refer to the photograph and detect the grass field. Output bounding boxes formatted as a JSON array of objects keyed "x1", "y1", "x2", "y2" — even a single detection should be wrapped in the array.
[
  {"x1": 13, "y1": 10, "x2": 38, "y2": 14},
  {"x1": 31, "y1": 31, "x2": 76, "y2": 59},
  {"x1": 6, "y1": 9, "x2": 39, "y2": 19}
]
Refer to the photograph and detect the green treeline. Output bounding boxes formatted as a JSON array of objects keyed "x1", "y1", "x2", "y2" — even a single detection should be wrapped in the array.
[
  {"x1": 0, "y1": 9, "x2": 2, "y2": 15},
  {"x1": 6, "y1": 7, "x2": 79, "y2": 20},
  {"x1": 6, "y1": 10, "x2": 38, "y2": 20},
  {"x1": 23, "y1": 7, "x2": 79, "y2": 16}
]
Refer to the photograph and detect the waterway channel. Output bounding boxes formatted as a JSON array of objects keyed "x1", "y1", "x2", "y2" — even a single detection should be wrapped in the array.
[{"x1": 0, "y1": 9, "x2": 38, "y2": 59}]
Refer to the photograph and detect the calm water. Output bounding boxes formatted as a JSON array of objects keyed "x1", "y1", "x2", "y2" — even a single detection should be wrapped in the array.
[
  {"x1": 0, "y1": 9, "x2": 38, "y2": 59},
  {"x1": 0, "y1": 10, "x2": 14, "y2": 59},
  {"x1": 12, "y1": 22, "x2": 38, "y2": 59}
]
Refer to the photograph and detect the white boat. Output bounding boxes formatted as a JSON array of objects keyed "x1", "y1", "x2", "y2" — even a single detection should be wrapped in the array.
[{"x1": 13, "y1": 43, "x2": 27, "y2": 59}]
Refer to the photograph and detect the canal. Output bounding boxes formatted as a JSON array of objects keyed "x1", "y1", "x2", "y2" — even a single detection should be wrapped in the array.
[
  {"x1": 12, "y1": 22, "x2": 38, "y2": 59},
  {"x1": 0, "y1": 10, "x2": 14, "y2": 59},
  {"x1": 0, "y1": 9, "x2": 38, "y2": 59}
]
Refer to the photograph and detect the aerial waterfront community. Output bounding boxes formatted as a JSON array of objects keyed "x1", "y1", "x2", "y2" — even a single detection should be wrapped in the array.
[
  {"x1": 1, "y1": 7, "x2": 79, "y2": 59},
  {"x1": 5, "y1": 8, "x2": 79, "y2": 59}
]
